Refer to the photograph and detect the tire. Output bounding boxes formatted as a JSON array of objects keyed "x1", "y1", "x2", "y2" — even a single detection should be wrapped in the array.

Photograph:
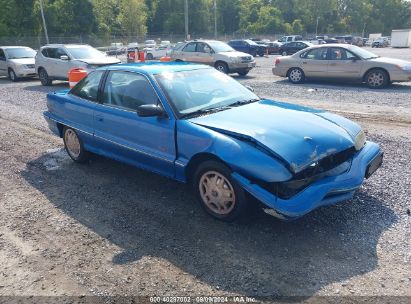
[
  {"x1": 215, "y1": 62, "x2": 229, "y2": 74},
  {"x1": 8, "y1": 68, "x2": 18, "y2": 82},
  {"x1": 38, "y1": 68, "x2": 52, "y2": 86},
  {"x1": 365, "y1": 69, "x2": 389, "y2": 89},
  {"x1": 288, "y1": 67, "x2": 305, "y2": 84},
  {"x1": 146, "y1": 53, "x2": 154, "y2": 60},
  {"x1": 238, "y1": 70, "x2": 249, "y2": 76},
  {"x1": 282, "y1": 51, "x2": 287, "y2": 56},
  {"x1": 62, "y1": 127, "x2": 89, "y2": 163},
  {"x1": 193, "y1": 160, "x2": 249, "y2": 222},
  {"x1": 251, "y1": 51, "x2": 257, "y2": 57},
  {"x1": 258, "y1": 51, "x2": 265, "y2": 57}
]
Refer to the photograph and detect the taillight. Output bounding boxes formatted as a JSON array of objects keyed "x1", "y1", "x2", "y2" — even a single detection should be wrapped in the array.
[{"x1": 275, "y1": 58, "x2": 280, "y2": 65}]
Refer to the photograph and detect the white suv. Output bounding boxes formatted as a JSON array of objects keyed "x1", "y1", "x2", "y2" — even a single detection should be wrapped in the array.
[{"x1": 35, "y1": 44, "x2": 121, "y2": 86}]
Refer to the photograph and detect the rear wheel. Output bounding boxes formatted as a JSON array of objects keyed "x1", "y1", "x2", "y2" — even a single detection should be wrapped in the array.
[
  {"x1": 8, "y1": 68, "x2": 18, "y2": 82},
  {"x1": 193, "y1": 161, "x2": 249, "y2": 221},
  {"x1": 288, "y1": 67, "x2": 305, "y2": 84},
  {"x1": 63, "y1": 127, "x2": 89, "y2": 163},
  {"x1": 215, "y1": 62, "x2": 229, "y2": 74},
  {"x1": 365, "y1": 69, "x2": 388, "y2": 89},
  {"x1": 39, "y1": 68, "x2": 52, "y2": 86},
  {"x1": 146, "y1": 53, "x2": 154, "y2": 60},
  {"x1": 282, "y1": 51, "x2": 287, "y2": 56}
]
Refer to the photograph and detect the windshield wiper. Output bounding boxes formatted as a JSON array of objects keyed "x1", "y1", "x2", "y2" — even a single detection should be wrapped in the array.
[
  {"x1": 228, "y1": 98, "x2": 260, "y2": 107},
  {"x1": 180, "y1": 106, "x2": 231, "y2": 119}
]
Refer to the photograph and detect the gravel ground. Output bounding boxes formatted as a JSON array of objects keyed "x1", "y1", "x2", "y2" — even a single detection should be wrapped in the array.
[{"x1": 0, "y1": 47, "x2": 410, "y2": 301}]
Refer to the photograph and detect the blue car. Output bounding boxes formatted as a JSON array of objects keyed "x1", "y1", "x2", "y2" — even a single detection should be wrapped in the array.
[{"x1": 44, "y1": 62, "x2": 383, "y2": 221}]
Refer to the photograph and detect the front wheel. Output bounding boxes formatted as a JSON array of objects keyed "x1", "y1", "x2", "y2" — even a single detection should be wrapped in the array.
[
  {"x1": 146, "y1": 53, "x2": 154, "y2": 60},
  {"x1": 282, "y1": 51, "x2": 287, "y2": 56},
  {"x1": 215, "y1": 62, "x2": 228, "y2": 74},
  {"x1": 365, "y1": 69, "x2": 389, "y2": 89},
  {"x1": 288, "y1": 67, "x2": 305, "y2": 84},
  {"x1": 63, "y1": 127, "x2": 89, "y2": 163},
  {"x1": 8, "y1": 69, "x2": 19, "y2": 82},
  {"x1": 193, "y1": 161, "x2": 249, "y2": 221}
]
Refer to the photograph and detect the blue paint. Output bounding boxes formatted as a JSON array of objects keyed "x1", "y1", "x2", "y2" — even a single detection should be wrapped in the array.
[{"x1": 43, "y1": 63, "x2": 383, "y2": 219}]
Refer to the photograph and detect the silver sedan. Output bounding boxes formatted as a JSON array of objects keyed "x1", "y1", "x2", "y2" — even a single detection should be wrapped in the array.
[{"x1": 272, "y1": 44, "x2": 411, "y2": 88}]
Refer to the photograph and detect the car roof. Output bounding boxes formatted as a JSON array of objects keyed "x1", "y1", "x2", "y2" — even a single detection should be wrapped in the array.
[
  {"x1": 41, "y1": 44, "x2": 90, "y2": 48},
  {"x1": 98, "y1": 62, "x2": 211, "y2": 75},
  {"x1": 0, "y1": 46, "x2": 32, "y2": 49}
]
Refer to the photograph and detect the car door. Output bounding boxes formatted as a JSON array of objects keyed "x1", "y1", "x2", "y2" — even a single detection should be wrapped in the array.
[
  {"x1": 0, "y1": 49, "x2": 7, "y2": 76},
  {"x1": 93, "y1": 70, "x2": 176, "y2": 178},
  {"x1": 299, "y1": 47, "x2": 329, "y2": 78},
  {"x1": 180, "y1": 42, "x2": 199, "y2": 63},
  {"x1": 327, "y1": 47, "x2": 364, "y2": 79},
  {"x1": 195, "y1": 42, "x2": 214, "y2": 65}
]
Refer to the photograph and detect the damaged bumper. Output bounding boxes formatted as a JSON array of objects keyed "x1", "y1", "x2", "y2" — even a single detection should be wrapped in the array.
[{"x1": 232, "y1": 141, "x2": 382, "y2": 219}]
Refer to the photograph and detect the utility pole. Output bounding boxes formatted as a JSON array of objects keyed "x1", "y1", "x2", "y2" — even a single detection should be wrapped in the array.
[
  {"x1": 315, "y1": 17, "x2": 320, "y2": 37},
  {"x1": 214, "y1": 0, "x2": 217, "y2": 39},
  {"x1": 39, "y1": 0, "x2": 49, "y2": 44},
  {"x1": 362, "y1": 22, "x2": 367, "y2": 38},
  {"x1": 184, "y1": 0, "x2": 189, "y2": 40}
]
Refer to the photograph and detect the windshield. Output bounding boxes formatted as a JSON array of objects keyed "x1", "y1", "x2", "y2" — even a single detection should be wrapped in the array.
[
  {"x1": 5, "y1": 47, "x2": 36, "y2": 59},
  {"x1": 350, "y1": 45, "x2": 378, "y2": 59},
  {"x1": 66, "y1": 46, "x2": 106, "y2": 59},
  {"x1": 156, "y1": 68, "x2": 259, "y2": 117},
  {"x1": 207, "y1": 41, "x2": 235, "y2": 52}
]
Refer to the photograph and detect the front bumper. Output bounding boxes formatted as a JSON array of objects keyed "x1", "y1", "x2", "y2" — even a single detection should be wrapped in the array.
[
  {"x1": 232, "y1": 141, "x2": 382, "y2": 219},
  {"x1": 228, "y1": 61, "x2": 256, "y2": 72},
  {"x1": 390, "y1": 69, "x2": 411, "y2": 82},
  {"x1": 16, "y1": 67, "x2": 36, "y2": 77}
]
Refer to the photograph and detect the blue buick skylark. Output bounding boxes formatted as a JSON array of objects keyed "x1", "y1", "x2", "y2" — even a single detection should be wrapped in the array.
[{"x1": 44, "y1": 62, "x2": 383, "y2": 221}]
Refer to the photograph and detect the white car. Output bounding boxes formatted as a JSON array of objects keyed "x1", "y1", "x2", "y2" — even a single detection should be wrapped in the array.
[
  {"x1": 145, "y1": 45, "x2": 172, "y2": 60},
  {"x1": 144, "y1": 40, "x2": 157, "y2": 48},
  {"x1": 35, "y1": 44, "x2": 121, "y2": 86},
  {"x1": 0, "y1": 46, "x2": 37, "y2": 81},
  {"x1": 160, "y1": 40, "x2": 171, "y2": 46}
]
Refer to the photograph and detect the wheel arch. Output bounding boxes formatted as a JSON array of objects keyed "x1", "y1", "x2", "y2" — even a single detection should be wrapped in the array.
[{"x1": 185, "y1": 152, "x2": 229, "y2": 183}]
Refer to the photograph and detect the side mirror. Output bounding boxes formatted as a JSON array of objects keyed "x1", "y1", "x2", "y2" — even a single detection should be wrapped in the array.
[
  {"x1": 137, "y1": 104, "x2": 167, "y2": 118},
  {"x1": 245, "y1": 85, "x2": 254, "y2": 92},
  {"x1": 60, "y1": 55, "x2": 69, "y2": 61}
]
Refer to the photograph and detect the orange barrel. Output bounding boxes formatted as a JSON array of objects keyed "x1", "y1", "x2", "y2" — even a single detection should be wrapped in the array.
[
  {"x1": 160, "y1": 56, "x2": 172, "y2": 62},
  {"x1": 68, "y1": 68, "x2": 88, "y2": 88},
  {"x1": 138, "y1": 51, "x2": 145, "y2": 62}
]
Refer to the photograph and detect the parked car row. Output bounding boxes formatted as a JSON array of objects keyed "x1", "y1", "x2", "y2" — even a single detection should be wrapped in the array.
[{"x1": 0, "y1": 44, "x2": 121, "y2": 85}]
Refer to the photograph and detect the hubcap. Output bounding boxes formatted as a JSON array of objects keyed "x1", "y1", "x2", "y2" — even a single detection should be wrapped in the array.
[
  {"x1": 368, "y1": 72, "x2": 384, "y2": 87},
  {"x1": 199, "y1": 171, "x2": 235, "y2": 215},
  {"x1": 216, "y1": 65, "x2": 225, "y2": 72},
  {"x1": 40, "y1": 70, "x2": 47, "y2": 82},
  {"x1": 64, "y1": 129, "x2": 81, "y2": 158},
  {"x1": 10, "y1": 71, "x2": 15, "y2": 80},
  {"x1": 290, "y1": 69, "x2": 302, "y2": 82}
]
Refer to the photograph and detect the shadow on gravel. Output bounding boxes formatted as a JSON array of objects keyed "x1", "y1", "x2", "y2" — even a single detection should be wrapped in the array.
[
  {"x1": 274, "y1": 79, "x2": 411, "y2": 93},
  {"x1": 22, "y1": 151, "x2": 397, "y2": 297},
  {"x1": 23, "y1": 82, "x2": 69, "y2": 93}
]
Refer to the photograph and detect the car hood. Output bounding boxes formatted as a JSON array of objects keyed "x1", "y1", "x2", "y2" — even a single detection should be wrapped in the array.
[
  {"x1": 219, "y1": 51, "x2": 253, "y2": 58},
  {"x1": 368, "y1": 57, "x2": 411, "y2": 66},
  {"x1": 189, "y1": 100, "x2": 360, "y2": 174},
  {"x1": 8, "y1": 58, "x2": 35, "y2": 65},
  {"x1": 76, "y1": 57, "x2": 121, "y2": 65}
]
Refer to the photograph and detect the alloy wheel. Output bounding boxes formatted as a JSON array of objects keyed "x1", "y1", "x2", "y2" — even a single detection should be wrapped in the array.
[
  {"x1": 367, "y1": 71, "x2": 385, "y2": 88},
  {"x1": 289, "y1": 69, "x2": 302, "y2": 82}
]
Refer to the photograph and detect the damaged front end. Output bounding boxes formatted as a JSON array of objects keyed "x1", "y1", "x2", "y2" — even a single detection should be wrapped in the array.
[{"x1": 231, "y1": 141, "x2": 383, "y2": 219}]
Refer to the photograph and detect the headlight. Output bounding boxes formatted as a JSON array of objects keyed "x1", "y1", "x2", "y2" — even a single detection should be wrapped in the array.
[
  {"x1": 230, "y1": 57, "x2": 241, "y2": 63},
  {"x1": 354, "y1": 130, "x2": 366, "y2": 151},
  {"x1": 396, "y1": 65, "x2": 411, "y2": 71}
]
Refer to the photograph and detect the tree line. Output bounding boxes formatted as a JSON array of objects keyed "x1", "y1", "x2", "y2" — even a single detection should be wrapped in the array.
[{"x1": 1, "y1": 0, "x2": 411, "y2": 39}]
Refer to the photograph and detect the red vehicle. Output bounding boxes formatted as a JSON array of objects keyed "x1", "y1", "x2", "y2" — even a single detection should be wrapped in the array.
[{"x1": 266, "y1": 42, "x2": 282, "y2": 54}]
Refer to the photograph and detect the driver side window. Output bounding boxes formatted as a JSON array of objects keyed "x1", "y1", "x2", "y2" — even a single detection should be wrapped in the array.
[
  {"x1": 183, "y1": 43, "x2": 196, "y2": 52},
  {"x1": 70, "y1": 71, "x2": 104, "y2": 102}
]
